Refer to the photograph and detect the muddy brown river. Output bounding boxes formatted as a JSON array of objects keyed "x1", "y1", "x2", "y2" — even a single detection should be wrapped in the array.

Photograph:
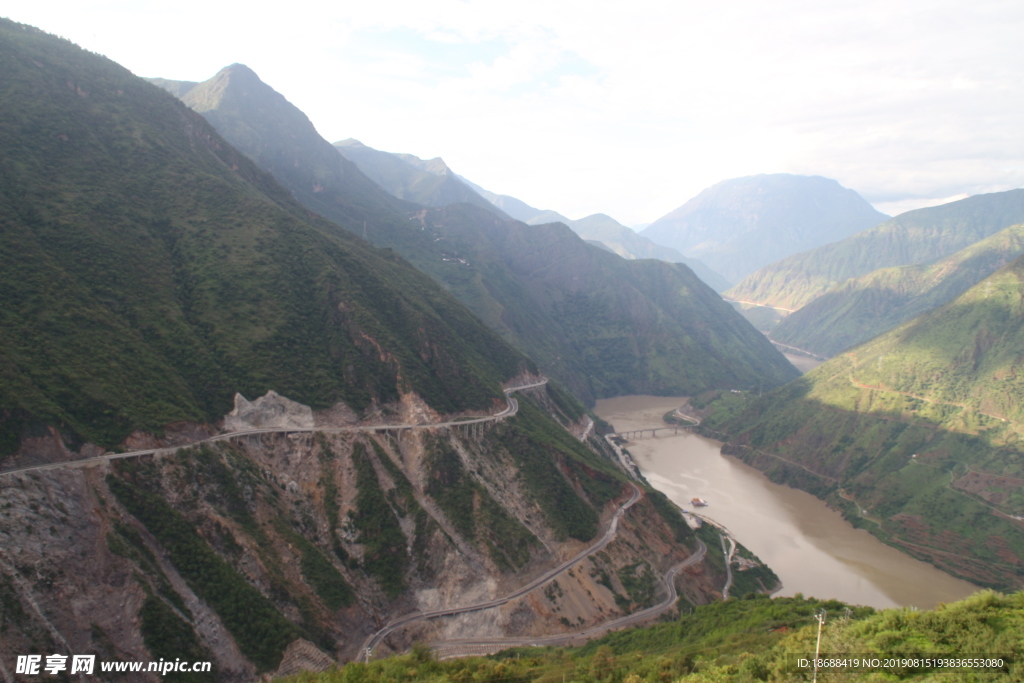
[{"x1": 594, "y1": 395, "x2": 979, "y2": 609}]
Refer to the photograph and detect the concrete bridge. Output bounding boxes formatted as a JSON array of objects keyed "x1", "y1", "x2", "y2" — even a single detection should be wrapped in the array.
[{"x1": 615, "y1": 426, "x2": 691, "y2": 439}]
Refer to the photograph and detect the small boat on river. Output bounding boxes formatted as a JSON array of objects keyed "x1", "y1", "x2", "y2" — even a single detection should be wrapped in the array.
[{"x1": 691, "y1": 497, "x2": 708, "y2": 507}]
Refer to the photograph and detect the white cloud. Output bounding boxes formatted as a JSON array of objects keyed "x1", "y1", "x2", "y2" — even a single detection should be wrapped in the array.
[{"x1": 5, "y1": 0, "x2": 1024, "y2": 224}]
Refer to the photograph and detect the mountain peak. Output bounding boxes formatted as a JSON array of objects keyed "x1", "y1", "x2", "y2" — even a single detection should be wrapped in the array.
[
  {"x1": 221, "y1": 62, "x2": 259, "y2": 78},
  {"x1": 641, "y1": 174, "x2": 887, "y2": 283},
  {"x1": 334, "y1": 138, "x2": 366, "y2": 148}
]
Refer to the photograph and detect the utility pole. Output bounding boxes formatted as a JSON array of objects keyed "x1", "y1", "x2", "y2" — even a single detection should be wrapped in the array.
[{"x1": 813, "y1": 609, "x2": 827, "y2": 683}]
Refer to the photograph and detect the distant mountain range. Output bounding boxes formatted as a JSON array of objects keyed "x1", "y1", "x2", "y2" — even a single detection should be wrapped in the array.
[
  {"x1": 334, "y1": 138, "x2": 502, "y2": 214},
  {"x1": 456, "y1": 176, "x2": 731, "y2": 290},
  {"x1": 729, "y1": 189, "x2": 1024, "y2": 313},
  {"x1": 332, "y1": 142, "x2": 731, "y2": 290},
  {"x1": 641, "y1": 174, "x2": 888, "y2": 284},
  {"x1": 769, "y1": 222, "x2": 1024, "y2": 356},
  {"x1": 154, "y1": 64, "x2": 794, "y2": 403}
]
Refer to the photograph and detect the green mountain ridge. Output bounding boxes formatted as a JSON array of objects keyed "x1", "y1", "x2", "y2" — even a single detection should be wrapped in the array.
[
  {"x1": 701, "y1": 255, "x2": 1024, "y2": 589},
  {"x1": 770, "y1": 222, "x2": 1024, "y2": 357},
  {"x1": 642, "y1": 174, "x2": 888, "y2": 284},
  {"x1": 728, "y1": 188, "x2": 1024, "y2": 313},
  {"x1": 410, "y1": 203, "x2": 798, "y2": 399},
  {"x1": 157, "y1": 64, "x2": 798, "y2": 405},
  {"x1": 0, "y1": 26, "x2": 530, "y2": 456},
  {"x1": 334, "y1": 137, "x2": 502, "y2": 214},
  {"x1": 456, "y1": 174, "x2": 732, "y2": 290}
]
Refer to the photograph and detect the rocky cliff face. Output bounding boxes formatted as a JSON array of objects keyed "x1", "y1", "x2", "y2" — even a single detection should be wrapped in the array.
[{"x1": 0, "y1": 386, "x2": 727, "y2": 680}]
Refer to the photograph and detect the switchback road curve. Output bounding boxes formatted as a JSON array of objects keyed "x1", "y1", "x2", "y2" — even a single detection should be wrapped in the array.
[
  {"x1": 360, "y1": 482, "x2": 643, "y2": 661},
  {"x1": 429, "y1": 538, "x2": 708, "y2": 659}
]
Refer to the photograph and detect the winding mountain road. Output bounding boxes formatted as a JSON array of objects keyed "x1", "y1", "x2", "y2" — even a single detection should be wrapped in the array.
[
  {"x1": 428, "y1": 538, "x2": 708, "y2": 660},
  {"x1": 5, "y1": 378, "x2": 707, "y2": 664},
  {"x1": 720, "y1": 534, "x2": 736, "y2": 599},
  {"x1": 360, "y1": 481, "x2": 644, "y2": 660},
  {"x1": 0, "y1": 380, "x2": 548, "y2": 479}
]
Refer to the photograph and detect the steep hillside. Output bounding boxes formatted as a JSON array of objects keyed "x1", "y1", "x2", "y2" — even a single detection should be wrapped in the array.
[
  {"x1": 0, "y1": 31, "x2": 533, "y2": 461},
  {"x1": 456, "y1": 176, "x2": 552, "y2": 223},
  {"x1": 1, "y1": 386, "x2": 729, "y2": 677},
  {"x1": 334, "y1": 138, "x2": 500, "y2": 214},
  {"x1": 146, "y1": 76, "x2": 198, "y2": 98},
  {"x1": 411, "y1": 204, "x2": 799, "y2": 399},
  {"x1": 158, "y1": 64, "x2": 798, "y2": 404},
  {"x1": 771, "y1": 223, "x2": 1024, "y2": 356},
  {"x1": 0, "y1": 20, "x2": 730, "y2": 679},
  {"x1": 161, "y1": 66, "x2": 419, "y2": 230},
  {"x1": 641, "y1": 174, "x2": 887, "y2": 283},
  {"x1": 728, "y1": 189, "x2": 1024, "y2": 312},
  {"x1": 701, "y1": 257, "x2": 1024, "y2": 589},
  {"x1": 457, "y1": 176, "x2": 731, "y2": 290}
]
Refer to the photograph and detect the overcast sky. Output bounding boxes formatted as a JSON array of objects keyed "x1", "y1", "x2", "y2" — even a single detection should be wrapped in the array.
[{"x1": 7, "y1": 0, "x2": 1024, "y2": 225}]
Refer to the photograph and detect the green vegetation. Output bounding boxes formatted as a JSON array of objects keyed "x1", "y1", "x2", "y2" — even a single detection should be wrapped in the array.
[
  {"x1": 423, "y1": 435, "x2": 537, "y2": 570},
  {"x1": 107, "y1": 521, "x2": 190, "y2": 616},
  {"x1": 138, "y1": 590, "x2": 217, "y2": 682},
  {"x1": 293, "y1": 531, "x2": 355, "y2": 611},
  {"x1": 107, "y1": 471, "x2": 298, "y2": 671},
  {"x1": 320, "y1": 452, "x2": 342, "y2": 554},
  {"x1": 771, "y1": 223, "x2": 1024, "y2": 357},
  {"x1": 616, "y1": 561, "x2": 657, "y2": 609},
  {"x1": 371, "y1": 441, "x2": 418, "y2": 515},
  {"x1": 282, "y1": 591, "x2": 1024, "y2": 682},
  {"x1": 485, "y1": 398, "x2": 632, "y2": 542},
  {"x1": 277, "y1": 594, "x2": 888, "y2": 682},
  {"x1": 645, "y1": 489, "x2": 692, "y2": 543},
  {"x1": 729, "y1": 558, "x2": 781, "y2": 599},
  {"x1": 188, "y1": 446, "x2": 260, "y2": 532},
  {"x1": 728, "y1": 188, "x2": 1024, "y2": 313},
  {"x1": 332, "y1": 138, "x2": 499, "y2": 212},
  {"x1": 0, "y1": 20, "x2": 533, "y2": 457},
  {"x1": 0, "y1": 573, "x2": 28, "y2": 631},
  {"x1": 545, "y1": 382, "x2": 587, "y2": 423},
  {"x1": 350, "y1": 442, "x2": 408, "y2": 596},
  {"x1": 706, "y1": 258, "x2": 1024, "y2": 588}
]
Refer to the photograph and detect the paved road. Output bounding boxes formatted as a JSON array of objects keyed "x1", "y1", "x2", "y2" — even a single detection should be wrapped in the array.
[
  {"x1": 0, "y1": 380, "x2": 548, "y2": 479},
  {"x1": 360, "y1": 481, "x2": 644, "y2": 661},
  {"x1": 429, "y1": 537, "x2": 708, "y2": 659},
  {"x1": 720, "y1": 535, "x2": 736, "y2": 599}
]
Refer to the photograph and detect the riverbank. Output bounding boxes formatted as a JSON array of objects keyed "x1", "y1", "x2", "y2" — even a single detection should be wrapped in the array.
[{"x1": 595, "y1": 395, "x2": 979, "y2": 609}]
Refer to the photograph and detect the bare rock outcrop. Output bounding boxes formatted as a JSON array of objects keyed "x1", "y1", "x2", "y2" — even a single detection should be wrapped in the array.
[{"x1": 224, "y1": 391, "x2": 315, "y2": 431}]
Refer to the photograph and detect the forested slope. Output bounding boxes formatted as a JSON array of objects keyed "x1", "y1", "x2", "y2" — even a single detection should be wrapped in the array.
[
  {"x1": 728, "y1": 189, "x2": 1024, "y2": 312},
  {"x1": 0, "y1": 23, "x2": 532, "y2": 457},
  {"x1": 770, "y1": 223, "x2": 1024, "y2": 356},
  {"x1": 702, "y1": 256, "x2": 1024, "y2": 588},
  {"x1": 160, "y1": 64, "x2": 799, "y2": 404}
]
